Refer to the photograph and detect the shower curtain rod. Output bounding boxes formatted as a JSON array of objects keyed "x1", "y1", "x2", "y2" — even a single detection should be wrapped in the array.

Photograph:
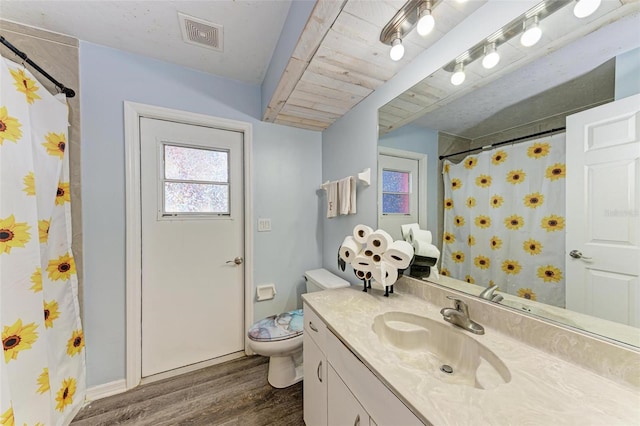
[
  {"x1": 0, "y1": 35, "x2": 76, "y2": 98},
  {"x1": 439, "y1": 127, "x2": 566, "y2": 160}
]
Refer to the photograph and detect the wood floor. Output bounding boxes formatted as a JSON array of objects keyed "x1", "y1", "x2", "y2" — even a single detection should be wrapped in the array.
[{"x1": 72, "y1": 356, "x2": 304, "y2": 426}]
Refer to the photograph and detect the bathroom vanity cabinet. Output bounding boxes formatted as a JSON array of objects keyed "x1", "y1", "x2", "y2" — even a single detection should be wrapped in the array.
[
  {"x1": 302, "y1": 284, "x2": 639, "y2": 425},
  {"x1": 303, "y1": 303, "x2": 423, "y2": 426}
]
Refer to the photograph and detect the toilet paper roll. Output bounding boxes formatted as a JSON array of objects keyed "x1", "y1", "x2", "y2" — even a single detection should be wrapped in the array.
[
  {"x1": 353, "y1": 268, "x2": 372, "y2": 281},
  {"x1": 366, "y1": 229, "x2": 394, "y2": 254},
  {"x1": 352, "y1": 254, "x2": 374, "y2": 272},
  {"x1": 412, "y1": 240, "x2": 440, "y2": 259},
  {"x1": 372, "y1": 261, "x2": 399, "y2": 286},
  {"x1": 339, "y1": 236, "x2": 362, "y2": 264},
  {"x1": 353, "y1": 224, "x2": 374, "y2": 244},
  {"x1": 400, "y1": 223, "x2": 420, "y2": 241},
  {"x1": 408, "y1": 228, "x2": 432, "y2": 245},
  {"x1": 382, "y1": 240, "x2": 414, "y2": 269}
]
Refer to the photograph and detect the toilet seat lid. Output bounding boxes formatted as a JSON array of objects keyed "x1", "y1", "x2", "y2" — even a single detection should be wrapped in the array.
[{"x1": 247, "y1": 309, "x2": 304, "y2": 342}]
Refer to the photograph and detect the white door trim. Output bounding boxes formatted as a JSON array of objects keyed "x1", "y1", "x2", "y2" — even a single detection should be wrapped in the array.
[
  {"x1": 124, "y1": 102, "x2": 254, "y2": 390},
  {"x1": 377, "y1": 146, "x2": 428, "y2": 229}
]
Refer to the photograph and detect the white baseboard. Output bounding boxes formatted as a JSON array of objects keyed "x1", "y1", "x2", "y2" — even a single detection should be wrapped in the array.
[{"x1": 85, "y1": 379, "x2": 127, "y2": 402}]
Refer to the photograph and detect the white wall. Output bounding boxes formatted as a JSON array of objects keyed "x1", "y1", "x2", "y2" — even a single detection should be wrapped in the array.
[
  {"x1": 80, "y1": 41, "x2": 322, "y2": 387},
  {"x1": 321, "y1": 0, "x2": 539, "y2": 279}
]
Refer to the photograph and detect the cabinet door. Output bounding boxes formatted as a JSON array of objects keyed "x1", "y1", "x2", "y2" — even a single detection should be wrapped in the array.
[
  {"x1": 328, "y1": 365, "x2": 369, "y2": 426},
  {"x1": 304, "y1": 334, "x2": 327, "y2": 426}
]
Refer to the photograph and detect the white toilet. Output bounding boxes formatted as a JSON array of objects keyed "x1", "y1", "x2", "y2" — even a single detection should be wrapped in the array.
[{"x1": 247, "y1": 268, "x2": 349, "y2": 388}]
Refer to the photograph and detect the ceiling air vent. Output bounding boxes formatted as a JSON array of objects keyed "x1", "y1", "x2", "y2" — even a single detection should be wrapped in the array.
[{"x1": 178, "y1": 12, "x2": 223, "y2": 52}]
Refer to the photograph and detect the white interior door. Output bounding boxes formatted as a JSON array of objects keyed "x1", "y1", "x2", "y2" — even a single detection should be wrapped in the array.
[
  {"x1": 566, "y1": 93, "x2": 640, "y2": 327},
  {"x1": 140, "y1": 117, "x2": 244, "y2": 377},
  {"x1": 378, "y1": 152, "x2": 423, "y2": 241}
]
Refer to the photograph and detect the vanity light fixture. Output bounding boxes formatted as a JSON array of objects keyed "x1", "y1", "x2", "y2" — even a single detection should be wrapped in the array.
[
  {"x1": 573, "y1": 0, "x2": 601, "y2": 18},
  {"x1": 481, "y1": 42, "x2": 500, "y2": 69},
  {"x1": 380, "y1": 0, "x2": 443, "y2": 60},
  {"x1": 450, "y1": 63, "x2": 466, "y2": 86},
  {"x1": 390, "y1": 35, "x2": 405, "y2": 61},
  {"x1": 417, "y1": 1, "x2": 435, "y2": 36},
  {"x1": 443, "y1": 1, "x2": 585, "y2": 86},
  {"x1": 520, "y1": 16, "x2": 542, "y2": 47}
]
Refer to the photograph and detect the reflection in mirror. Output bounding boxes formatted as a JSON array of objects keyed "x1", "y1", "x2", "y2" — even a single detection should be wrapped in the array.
[{"x1": 377, "y1": 1, "x2": 640, "y2": 347}]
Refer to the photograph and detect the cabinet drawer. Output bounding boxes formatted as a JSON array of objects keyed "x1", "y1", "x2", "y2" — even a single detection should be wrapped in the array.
[
  {"x1": 304, "y1": 302, "x2": 327, "y2": 351},
  {"x1": 328, "y1": 365, "x2": 368, "y2": 426}
]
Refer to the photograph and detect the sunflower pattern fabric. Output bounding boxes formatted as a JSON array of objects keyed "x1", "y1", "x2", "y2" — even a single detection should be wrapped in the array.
[
  {"x1": 0, "y1": 55, "x2": 85, "y2": 425},
  {"x1": 441, "y1": 134, "x2": 566, "y2": 307}
]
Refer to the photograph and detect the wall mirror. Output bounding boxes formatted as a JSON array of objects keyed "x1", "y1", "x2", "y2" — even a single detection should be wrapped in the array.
[{"x1": 377, "y1": 0, "x2": 640, "y2": 348}]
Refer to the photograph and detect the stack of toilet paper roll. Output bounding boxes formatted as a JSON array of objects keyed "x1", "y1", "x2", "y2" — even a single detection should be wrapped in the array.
[
  {"x1": 339, "y1": 224, "x2": 414, "y2": 289},
  {"x1": 401, "y1": 223, "x2": 440, "y2": 278}
]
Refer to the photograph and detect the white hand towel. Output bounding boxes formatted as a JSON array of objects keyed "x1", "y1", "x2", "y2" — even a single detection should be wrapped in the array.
[
  {"x1": 349, "y1": 176, "x2": 357, "y2": 214},
  {"x1": 324, "y1": 181, "x2": 338, "y2": 218},
  {"x1": 338, "y1": 177, "x2": 352, "y2": 215}
]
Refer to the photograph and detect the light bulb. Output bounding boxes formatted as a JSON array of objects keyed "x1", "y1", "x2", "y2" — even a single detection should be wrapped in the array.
[
  {"x1": 390, "y1": 37, "x2": 405, "y2": 61},
  {"x1": 482, "y1": 43, "x2": 500, "y2": 69},
  {"x1": 416, "y1": 2, "x2": 435, "y2": 36},
  {"x1": 573, "y1": 0, "x2": 601, "y2": 18},
  {"x1": 451, "y1": 63, "x2": 465, "y2": 86},
  {"x1": 520, "y1": 16, "x2": 541, "y2": 47}
]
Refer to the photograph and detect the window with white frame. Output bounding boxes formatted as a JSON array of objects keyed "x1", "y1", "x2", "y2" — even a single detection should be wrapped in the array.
[{"x1": 162, "y1": 144, "x2": 230, "y2": 215}]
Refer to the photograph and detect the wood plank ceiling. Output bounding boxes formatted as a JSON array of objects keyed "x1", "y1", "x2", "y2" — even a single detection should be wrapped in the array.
[{"x1": 263, "y1": 0, "x2": 486, "y2": 131}]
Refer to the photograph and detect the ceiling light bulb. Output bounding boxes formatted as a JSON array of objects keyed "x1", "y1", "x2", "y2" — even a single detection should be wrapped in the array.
[
  {"x1": 451, "y1": 63, "x2": 465, "y2": 86},
  {"x1": 390, "y1": 37, "x2": 405, "y2": 61},
  {"x1": 416, "y1": 2, "x2": 435, "y2": 36},
  {"x1": 520, "y1": 16, "x2": 542, "y2": 47},
  {"x1": 482, "y1": 43, "x2": 500, "y2": 69},
  {"x1": 573, "y1": 0, "x2": 601, "y2": 18}
]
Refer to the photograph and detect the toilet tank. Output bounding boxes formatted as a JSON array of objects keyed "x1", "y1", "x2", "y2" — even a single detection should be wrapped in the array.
[{"x1": 304, "y1": 268, "x2": 350, "y2": 293}]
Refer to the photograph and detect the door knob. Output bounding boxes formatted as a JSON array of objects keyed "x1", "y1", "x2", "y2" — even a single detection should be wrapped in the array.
[
  {"x1": 226, "y1": 256, "x2": 244, "y2": 265},
  {"x1": 569, "y1": 250, "x2": 592, "y2": 260}
]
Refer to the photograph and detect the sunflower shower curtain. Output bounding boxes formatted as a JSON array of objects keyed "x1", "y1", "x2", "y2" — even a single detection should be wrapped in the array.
[
  {"x1": 0, "y1": 56, "x2": 85, "y2": 425},
  {"x1": 441, "y1": 134, "x2": 566, "y2": 307}
]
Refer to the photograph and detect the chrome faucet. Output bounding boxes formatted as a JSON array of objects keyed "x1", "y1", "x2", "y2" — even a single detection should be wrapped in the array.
[
  {"x1": 478, "y1": 285, "x2": 504, "y2": 303},
  {"x1": 440, "y1": 296, "x2": 485, "y2": 335}
]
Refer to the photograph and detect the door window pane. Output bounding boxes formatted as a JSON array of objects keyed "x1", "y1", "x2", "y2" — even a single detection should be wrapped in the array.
[
  {"x1": 162, "y1": 144, "x2": 230, "y2": 216},
  {"x1": 382, "y1": 170, "x2": 409, "y2": 193},
  {"x1": 382, "y1": 169, "x2": 410, "y2": 214},
  {"x1": 164, "y1": 183, "x2": 229, "y2": 213},
  {"x1": 164, "y1": 145, "x2": 228, "y2": 182},
  {"x1": 382, "y1": 193, "x2": 410, "y2": 214}
]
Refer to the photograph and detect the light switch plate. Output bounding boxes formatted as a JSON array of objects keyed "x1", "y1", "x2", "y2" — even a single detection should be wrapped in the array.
[{"x1": 257, "y1": 218, "x2": 271, "y2": 232}]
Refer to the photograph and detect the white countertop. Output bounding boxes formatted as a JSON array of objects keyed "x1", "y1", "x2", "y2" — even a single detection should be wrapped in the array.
[{"x1": 303, "y1": 286, "x2": 640, "y2": 425}]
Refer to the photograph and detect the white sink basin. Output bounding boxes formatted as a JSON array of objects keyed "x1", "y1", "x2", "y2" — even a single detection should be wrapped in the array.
[{"x1": 372, "y1": 311, "x2": 511, "y2": 390}]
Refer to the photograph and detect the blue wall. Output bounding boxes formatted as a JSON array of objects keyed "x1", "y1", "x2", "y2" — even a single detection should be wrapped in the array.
[
  {"x1": 80, "y1": 41, "x2": 322, "y2": 387},
  {"x1": 378, "y1": 125, "x2": 439, "y2": 235},
  {"x1": 615, "y1": 47, "x2": 640, "y2": 100}
]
